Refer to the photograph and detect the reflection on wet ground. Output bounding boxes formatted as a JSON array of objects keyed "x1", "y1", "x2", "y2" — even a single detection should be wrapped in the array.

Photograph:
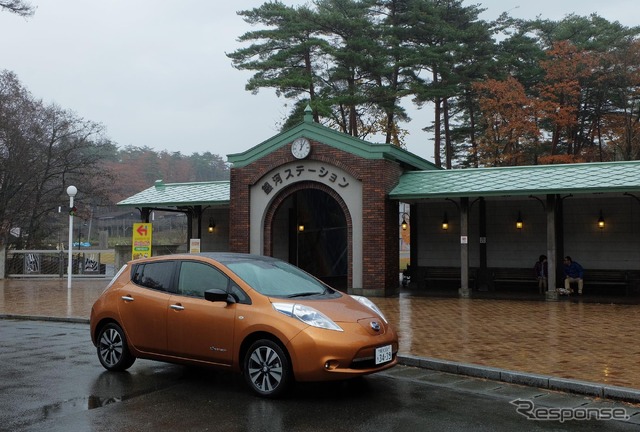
[
  {"x1": 374, "y1": 293, "x2": 640, "y2": 390},
  {"x1": 1, "y1": 278, "x2": 639, "y2": 390},
  {"x1": 0, "y1": 278, "x2": 106, "y2": 319}
]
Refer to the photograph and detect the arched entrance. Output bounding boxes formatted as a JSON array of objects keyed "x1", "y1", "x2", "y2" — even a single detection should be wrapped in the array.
[{"x1": 267, "y1": 184, "x2": 350, "y2": 290}]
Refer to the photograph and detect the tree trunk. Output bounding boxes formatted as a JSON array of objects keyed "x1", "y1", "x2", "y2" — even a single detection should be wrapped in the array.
[
  {"x1": 443, "y1": 98, "x2": 452, "y2": 169},
  {"x1": 304, "y1": 48, "x2": 319, "y2": 123},
  {"x1": 434, "y1": 97, "x2": 442, "y2": 168},
  {"x1": 468, "y1": 94, "x2": 478, "y2": 168}
]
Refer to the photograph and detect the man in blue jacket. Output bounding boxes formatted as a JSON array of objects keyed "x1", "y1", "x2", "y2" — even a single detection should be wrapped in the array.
[{"x1": 563, "y1": 256, "x2": 584, "y2": 294}]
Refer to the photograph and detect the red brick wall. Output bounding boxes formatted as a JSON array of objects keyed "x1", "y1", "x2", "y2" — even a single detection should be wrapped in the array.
[{"x1": 360, "y1": 159, "x2": 403, "y2": 292}]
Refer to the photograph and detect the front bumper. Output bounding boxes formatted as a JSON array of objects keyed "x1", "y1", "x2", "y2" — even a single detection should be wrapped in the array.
[{"x1": 285, "y1": 322, "x2": 399, "y2": 382}]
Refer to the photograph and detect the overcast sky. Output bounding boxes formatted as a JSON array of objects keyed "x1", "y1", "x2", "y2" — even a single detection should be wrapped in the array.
[{"x1": 0, "y1": 1, "x2": 636, "y2": 163}]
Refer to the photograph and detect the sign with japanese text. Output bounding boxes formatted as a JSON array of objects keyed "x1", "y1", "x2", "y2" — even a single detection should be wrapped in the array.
[
  {"x1": 132, "y1": 223, "x2": 152, "y2": 259},
  {"x1": 260, "y1": 163, "x2": 351, "y2": 196}
]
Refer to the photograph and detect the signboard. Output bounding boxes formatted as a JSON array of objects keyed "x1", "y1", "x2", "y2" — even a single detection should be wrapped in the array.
[
  {"x1": 189, "y1": 239, "x2": 201, "y2": 253},
  {"x1": 132, "y1": 223, "x2": 152, "y2": 259}
]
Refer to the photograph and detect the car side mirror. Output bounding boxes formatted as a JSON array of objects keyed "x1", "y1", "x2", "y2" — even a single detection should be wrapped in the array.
[{"x1": 204, "y1": 289, "x2": 236, "y2": 304}]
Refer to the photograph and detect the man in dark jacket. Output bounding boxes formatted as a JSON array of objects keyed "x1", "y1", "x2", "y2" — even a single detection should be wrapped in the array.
[{"x1": 563, "y1": 256, "x2": 584, "y2": 294}]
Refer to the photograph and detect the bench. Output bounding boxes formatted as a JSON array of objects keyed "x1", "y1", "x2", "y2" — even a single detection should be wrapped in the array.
[
  {"x1": 490, "y1": 268, "x2": 539, "y2": 292},
  {"x1": 487, "y1": 267, "x2": 632, "y2": 294},
  {"x1": 409, "y1": 266, "x2": 475, "y2": 289},
  {"x1": 582, "y1": 269, "x2": 630, "y2": 295},
  {"x1": 408, "y1": 266, "x2": 638, "y2": 295}
]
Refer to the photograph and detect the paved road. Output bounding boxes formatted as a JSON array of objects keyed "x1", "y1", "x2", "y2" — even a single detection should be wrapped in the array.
[{"x1": 1, "y1": 319, "x2": 639, "y2": 432}]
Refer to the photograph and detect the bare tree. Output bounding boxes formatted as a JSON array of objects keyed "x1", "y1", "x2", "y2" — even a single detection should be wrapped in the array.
[
  {"x1": 0, "y1": 0, "x2": 35, "y2": 17},
  {"x1": 0, "y1": 70, "x2": 115, "y2": 248}
]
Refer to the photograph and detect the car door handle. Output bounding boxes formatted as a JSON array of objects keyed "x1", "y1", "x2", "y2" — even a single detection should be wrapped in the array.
[
  {"x1": 170, "y1": 304, "x2": 185, "y2": 311},
  {"x1": 121, "y1": 296, "x2": 134, "y2": 302}
]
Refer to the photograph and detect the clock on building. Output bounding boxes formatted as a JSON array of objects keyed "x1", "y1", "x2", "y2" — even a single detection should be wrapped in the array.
[{"x1": 291, "y1": 137, "x2": 311, "y2": 159}]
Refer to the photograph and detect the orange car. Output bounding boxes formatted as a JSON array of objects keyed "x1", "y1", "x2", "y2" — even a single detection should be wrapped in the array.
[{"x1": 90, "y1": 253, "x2": 398, "y2": 397}]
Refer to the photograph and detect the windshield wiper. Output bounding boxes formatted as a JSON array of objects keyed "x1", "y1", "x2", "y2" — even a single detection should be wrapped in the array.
[{"x1": 288, "y1": 292, "x2": 323, "y2": 298}]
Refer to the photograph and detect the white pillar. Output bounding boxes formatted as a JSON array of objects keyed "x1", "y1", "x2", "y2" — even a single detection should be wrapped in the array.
[{"x1": 66, "y1": 186, "x2": 77, "y2": 289}]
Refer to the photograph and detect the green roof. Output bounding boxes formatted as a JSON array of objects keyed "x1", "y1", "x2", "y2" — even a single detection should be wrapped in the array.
[
  {"x1": 227, "y1": 106, "x2": 437, "y2": 171},
  {"x1": 117, "y1": 180, "x2": 230, "y2": 207},
  {"x1": 390, "y1": 161, "x2": 640, "y2": 200}
]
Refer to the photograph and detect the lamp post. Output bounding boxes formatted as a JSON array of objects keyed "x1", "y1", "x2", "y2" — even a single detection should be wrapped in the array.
[{"x1": 67, "y1": 185, "x2": 77, "y2": 289}]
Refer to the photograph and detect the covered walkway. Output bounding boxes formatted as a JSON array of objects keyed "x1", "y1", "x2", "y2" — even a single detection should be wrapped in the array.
[{"x1": 391, "y1": 161, "x2": 640, "y2": 298}]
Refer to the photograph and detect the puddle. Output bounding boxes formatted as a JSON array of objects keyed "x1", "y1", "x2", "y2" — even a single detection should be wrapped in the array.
[{"x1": 39, "y1": 394, "x2": 126, "y2": 418}]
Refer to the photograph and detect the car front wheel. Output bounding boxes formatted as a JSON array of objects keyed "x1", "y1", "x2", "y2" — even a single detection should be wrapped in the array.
[
  {"x1": 97, "y1": 322, "x2": 135, "y2": 371},
  {"x1": 244, "y1": 339, "x2": 292, "y2": 398}
]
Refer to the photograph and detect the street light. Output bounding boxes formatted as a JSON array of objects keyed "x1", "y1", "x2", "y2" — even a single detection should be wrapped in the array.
[{"x1": 67, "y1": 185, "x2": 77, "y2": 289}]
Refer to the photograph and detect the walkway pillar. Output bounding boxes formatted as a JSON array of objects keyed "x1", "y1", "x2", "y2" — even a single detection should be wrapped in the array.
[
  {"x1": 476, "y1": 198, "x2": 490, "y2": 291},
  {"x1": 546, "y1": 194, "x2": 559, "y2": 301},
  {"x1": 459, "y1": 197, "x2": 471, "y2": 297},
  {"x1": 0, "y1": 247, "x2": 5, "y2": 279}
]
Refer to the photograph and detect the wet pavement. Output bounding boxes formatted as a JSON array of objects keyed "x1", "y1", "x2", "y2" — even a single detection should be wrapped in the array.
[
  {"x1": 1, "y1": 277, "x2": 640, "y2": 402},
  {"x1": 5, "y1": 319, "x2": 640, "y2": 431}
]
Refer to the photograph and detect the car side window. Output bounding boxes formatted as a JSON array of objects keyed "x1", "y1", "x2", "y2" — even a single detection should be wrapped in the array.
[
  {"x1": 178, "y1": 261, "x2": 251, "y2": 304},
  {"x1": 131, "y1": 261, "x2": 176, "y2": 293},
  {"x1": 178, "y1": 261, "x2": 229, "y2": 298}
]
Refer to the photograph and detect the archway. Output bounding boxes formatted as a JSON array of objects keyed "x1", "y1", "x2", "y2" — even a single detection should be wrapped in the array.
[{"x1": 269, "y1": 186, "x2": 349, "y2": 290}]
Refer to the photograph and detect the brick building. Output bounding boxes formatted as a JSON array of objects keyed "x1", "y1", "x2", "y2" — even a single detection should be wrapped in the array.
[{"x1": 119, "y1": 107, "x2": 434, "y2": 297}]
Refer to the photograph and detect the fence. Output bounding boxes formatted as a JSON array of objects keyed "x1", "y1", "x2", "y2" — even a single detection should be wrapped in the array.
[{"x1": 5, "y1": 249, "x2": 116, "y2": 278}]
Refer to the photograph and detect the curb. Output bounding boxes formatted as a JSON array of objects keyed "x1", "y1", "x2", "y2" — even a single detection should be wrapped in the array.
[
  {"x1": 398, "y1": 354, "x2": 640, "y2": 404},
  {"x1": 0, "y1": 314, "x2": 89, "y2": 325}
]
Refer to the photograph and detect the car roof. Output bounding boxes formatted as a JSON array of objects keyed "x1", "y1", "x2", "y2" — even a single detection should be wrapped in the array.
[
  {"x1": 197, "y1": 252, "x2": 278, "y2": 264},
  {"x1": 127, "y1": 252, "x2": 278, "y2": 266}
]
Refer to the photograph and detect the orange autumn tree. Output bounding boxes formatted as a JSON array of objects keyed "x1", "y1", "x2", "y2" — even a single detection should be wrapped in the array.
[
  {"x1": 535, "y1": 41, "x2": 596, "y2": 163},
  {"x1": 472, "y1": 76, "x2": 541, "y2": 166},
  {"x1": 473, "y1": 41, "x2": 612, "y2": 166}
]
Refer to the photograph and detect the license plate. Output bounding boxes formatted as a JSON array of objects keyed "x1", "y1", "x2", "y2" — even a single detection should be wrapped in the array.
[{"x1": 375, "y1": 344, "x2": 392, "y2": 365}]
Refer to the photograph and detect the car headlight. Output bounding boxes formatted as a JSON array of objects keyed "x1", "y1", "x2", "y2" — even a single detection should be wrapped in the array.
[
  {"x1": 350, "y1": 295, "x2": 388, "y2": 323},
  {"x1": 273, "y1": 303, "x2": 343, "y2": 332}
]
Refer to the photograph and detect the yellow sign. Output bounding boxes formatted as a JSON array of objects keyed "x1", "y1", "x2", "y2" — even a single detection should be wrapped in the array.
[{"x1": 132, "y1": 223, "x2": 152, "y2": 259}]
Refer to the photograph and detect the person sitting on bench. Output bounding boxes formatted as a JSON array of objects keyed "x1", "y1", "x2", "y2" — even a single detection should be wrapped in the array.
[
  {"x1": 563, "y1": 256, "x2": 584, "y2": 295},
  {"x1": 534, "y1": 255, "x2": 548, "y2": 294}
]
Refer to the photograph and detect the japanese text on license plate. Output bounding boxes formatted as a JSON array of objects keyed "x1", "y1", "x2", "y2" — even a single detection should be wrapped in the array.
[{"x1": 375, "y1": 344, "x2": 392, "y2": 365}]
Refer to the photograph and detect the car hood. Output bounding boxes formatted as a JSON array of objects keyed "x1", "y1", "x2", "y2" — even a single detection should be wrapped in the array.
[{"x1": 273, "y1": 297, "x2": 380, "y2": 323}]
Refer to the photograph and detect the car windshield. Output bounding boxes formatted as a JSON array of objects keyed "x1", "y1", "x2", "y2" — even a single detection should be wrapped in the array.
[{"x1": 225, "y1": 258, "x2": 335, "y2": 298}]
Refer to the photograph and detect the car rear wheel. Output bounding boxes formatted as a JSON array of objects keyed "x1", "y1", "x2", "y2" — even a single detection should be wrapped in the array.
[
  {"x1": 244, "y1": 339, "x2": 291, "y2": 398},
  {"x1": 97, "y1": 322, "x2": 135, "y2": 371}
]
